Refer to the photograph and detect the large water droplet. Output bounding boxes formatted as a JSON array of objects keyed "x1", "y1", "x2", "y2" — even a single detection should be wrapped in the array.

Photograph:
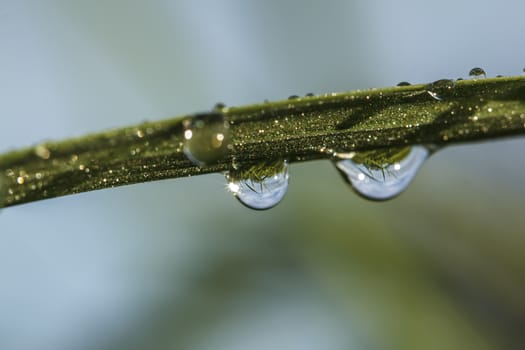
[
  {"x1": 469, "y1": 67, "x2": 486, "y2": 79},
  {"x1": 226, "y1": 160, "x2": 289, "y2": 210},
  {"x1": 425, "y1": 79, "x2": 456, "y2": 101},
  {"x1": 183, "y1": 112, "x2": 230, "y2": 166},
  {"x1": 334, "y1": 146, "x2": 429, "y2": 201}
]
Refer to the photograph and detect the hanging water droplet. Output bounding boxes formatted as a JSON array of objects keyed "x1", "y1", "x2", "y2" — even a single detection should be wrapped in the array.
[
  {"x1": 334, "y1": 146, "x2": 429, "y2": 201},
  {"x1": 425, "y1": 79, "x2": 456, "y2": 101},
  {"x1": 469, "y1": 67, "x2": 486, "y2": 79},
  {"x1": 226, "y1": 160, "x2": 289, "y2": 210},
  {"x1": 396, "y1": 81, "x2": 411, "y2": 87},
  {"x1": 183, "y1": 112, "x2": 230, "y2": 166}
]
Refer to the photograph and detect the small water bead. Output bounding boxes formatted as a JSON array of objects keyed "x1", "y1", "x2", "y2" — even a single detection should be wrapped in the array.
[
  {"x1": 183, "y1": 112, "x2": 230, "y2": 166},
  {"x1": 226, "y1": 160, "x2": 289, "y2": 210},
  {"x1": 334, "y1": 146, "x2": 429, "y2": 201},
  {"x1": 425, "y1": 79, "x2": 456, "y2": 101},
  {"x1": 35, "y1": 144, "x2": 51, "y2": 160},
  {"x1": 396, "y1": 81, "x2": 411, "y2": 87},
  {"x1": 214, "y1": 102, "x2": 227, "y2": 112},
  {"x1": 469, "y1": 67, "x2": 486, "y2": 79}
]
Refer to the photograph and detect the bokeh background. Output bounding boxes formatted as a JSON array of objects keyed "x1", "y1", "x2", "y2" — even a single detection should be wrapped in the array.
[{"x1": 1, "y1": 1, "x2": 525, "y2": 349}]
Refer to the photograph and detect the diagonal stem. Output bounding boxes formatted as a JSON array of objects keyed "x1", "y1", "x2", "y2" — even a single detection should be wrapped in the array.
[{"x1": 1, "y1": 76, "x2": 525, "y2": 208}]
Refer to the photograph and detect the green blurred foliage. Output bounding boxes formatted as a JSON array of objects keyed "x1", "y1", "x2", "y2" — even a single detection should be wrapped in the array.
[{"x1": 1, "y1": 1, "x2": 525, "y2": 350}]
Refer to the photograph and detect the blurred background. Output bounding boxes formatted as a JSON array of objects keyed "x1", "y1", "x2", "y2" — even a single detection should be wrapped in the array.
[{"x1": 1, "y1": 1, "x2": 525, "y2": 349}]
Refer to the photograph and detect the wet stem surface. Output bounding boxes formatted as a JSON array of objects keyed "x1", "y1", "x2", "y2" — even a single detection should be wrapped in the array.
[{"x1": 1, "y1": 74, "x2": 525, "y2": 209}]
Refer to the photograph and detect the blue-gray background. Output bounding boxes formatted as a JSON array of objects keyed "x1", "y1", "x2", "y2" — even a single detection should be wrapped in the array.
[{"x1": 1, "y1": 1, "x2": 525, "y2": 349}]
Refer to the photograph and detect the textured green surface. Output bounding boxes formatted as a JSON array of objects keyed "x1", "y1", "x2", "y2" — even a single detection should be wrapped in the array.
[{"x1": 1, "y1": 76, "x2": 525, "y2": 208}]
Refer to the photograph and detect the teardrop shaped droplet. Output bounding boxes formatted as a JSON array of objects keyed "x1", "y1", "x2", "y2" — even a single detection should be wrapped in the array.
[
  {"x1": 469, "y1": 67, "x2": 486, "y2": 79},
  {"x1": 425, "y1": 79, "x2": 456, "y2": 101},
  {"x1": 396, "y1": 81, "x2": 411, "y2": 87},
  {"x1": 183, "y1": 112, "x2": 230, "y2": 166},
  {"x1": 226, "y1": 160, "x2": 289, "y2": 210},
  {"x1": 334, "y1": 146, "x2": 429, "y2": 201}
]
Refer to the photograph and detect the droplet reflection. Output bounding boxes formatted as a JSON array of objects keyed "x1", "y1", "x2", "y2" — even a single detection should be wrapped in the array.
[
  {"x1": 183, "y1": 112, "x2": 230, "y2": 166},
  {"x1": 334, "y1": 146, "x2": 429, "y2": 201},
  {"x1": 35, "y1": 144, "x2": 51, "y2": 160},
  {"x1": 425, "y1": 79, "x2": 456, "y2": 101},
  {"x1": 226, "y1": 160, "x2": 289, "y2": 210},
  {"x1": 469, "y1": 67, "x2": 486, "y2": 79}
]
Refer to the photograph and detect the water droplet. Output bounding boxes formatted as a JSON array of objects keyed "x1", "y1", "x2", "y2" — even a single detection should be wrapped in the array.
[
  {"x1": 425, "y1": 79, "x2": 456, "y2": 101},
  {"x1": 35, "y1": 144, "x2": 51, "y2": 159},
  {"x1": 214, "y1": 102, "x2": 227, "y2": 112},
  {"x1": 226, "y1": 160, "x2": 289, "y2": 210},
  {"x1": 469, "y1": 67, "x2": 486, "y2": 79},
  {"x1": 396, "y1": 81, "x2": 411, "y2": 87},
  {"x1": 334, "y1": 146, "x2": 429, "y2": 201},
  {"x1": 183, "y1": 112, "x2": 230, "y2": 166}
]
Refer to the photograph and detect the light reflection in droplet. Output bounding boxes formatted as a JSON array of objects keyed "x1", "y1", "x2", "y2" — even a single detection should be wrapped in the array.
[
  {"x1": 334, "y1": 146, "x2": 430, "y2": 201},
  {"x1": 183, "y1": 113, "x2": 230, "y2": 166},
  {"x1": 35, "y1": 144, "x2": 51, "y2": 160},
  {"x1": 469, "y1": 67, "x2": 486, "y2": 79},
  {"x1": 425, "y1": 79, "x2": 456, "y2": 101},
  {"x1": 226, "y1": 161, "x2": 289, "y2": 210}
]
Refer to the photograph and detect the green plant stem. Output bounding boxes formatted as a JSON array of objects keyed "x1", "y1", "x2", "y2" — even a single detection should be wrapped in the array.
[{"x1": 1, "y1": 76, "x2": 525, "y2": 208}]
